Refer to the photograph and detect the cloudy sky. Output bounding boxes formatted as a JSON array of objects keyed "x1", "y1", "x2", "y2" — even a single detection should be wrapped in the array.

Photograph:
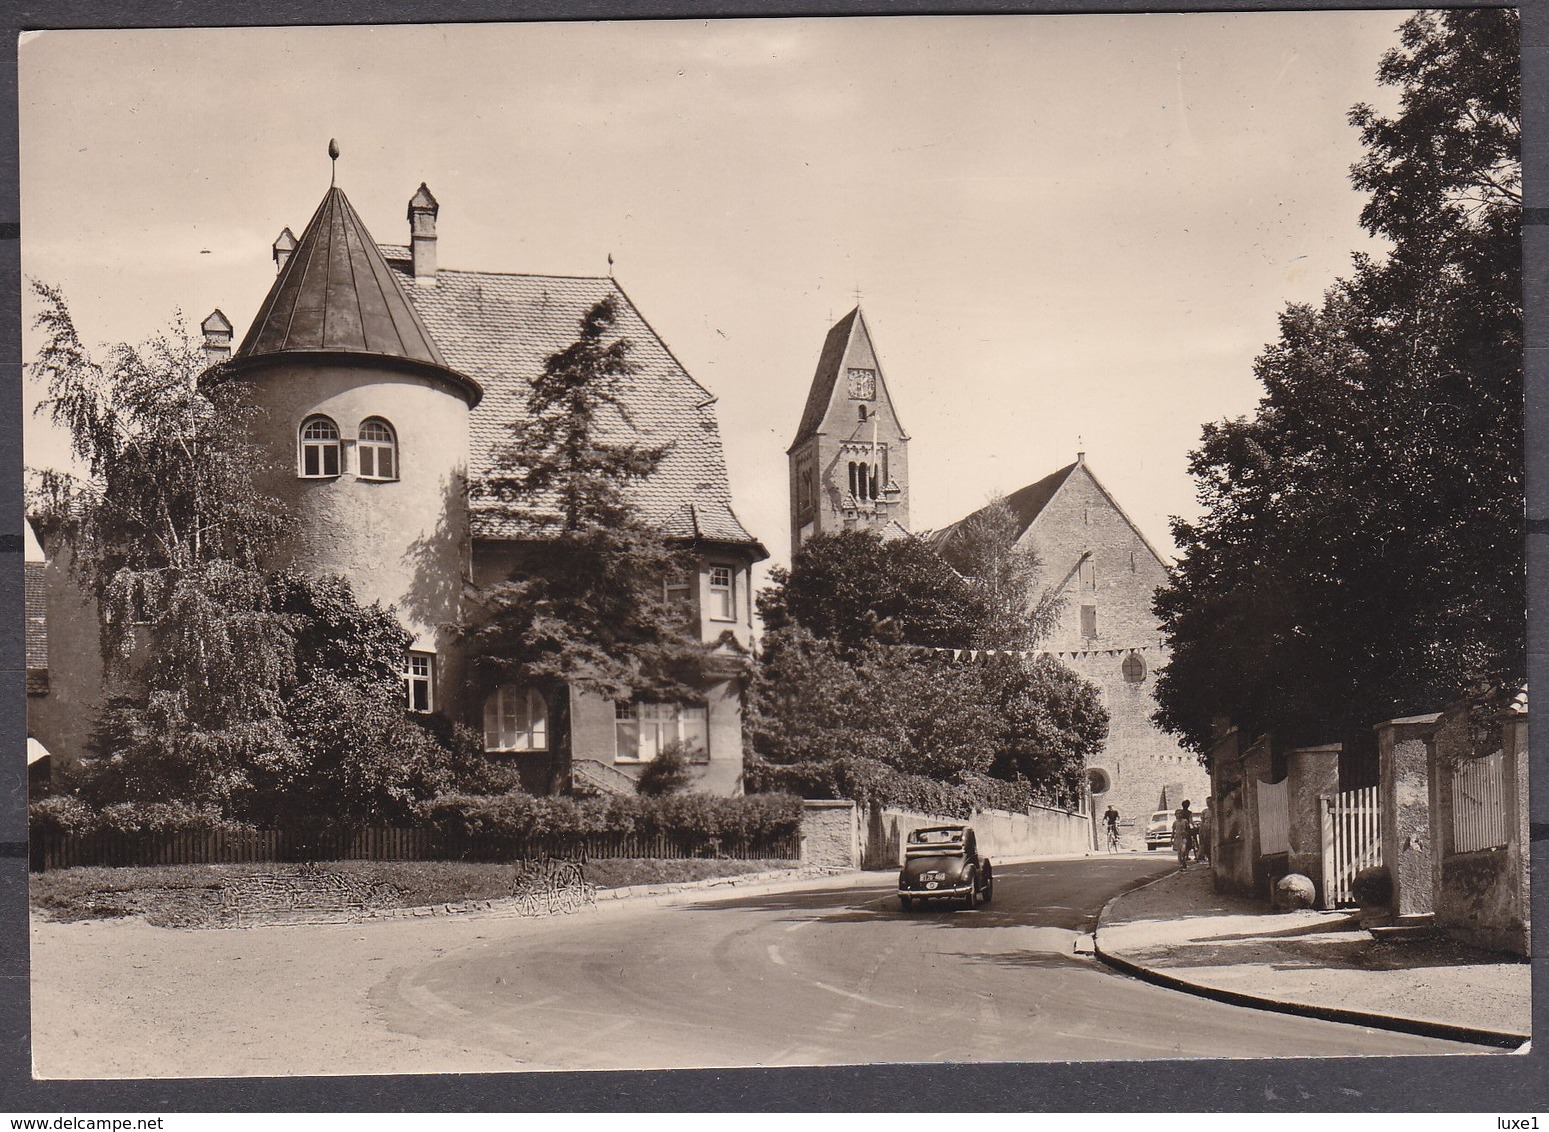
[{"x1": 20, "y1": 13, "x2": 1406, "y2": 573}]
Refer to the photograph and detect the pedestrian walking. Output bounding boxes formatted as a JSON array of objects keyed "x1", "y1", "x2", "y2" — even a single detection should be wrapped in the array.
[
  {"x1": 1197, "y1": 799, "x2": 1213, "y2": 865},
  {"x1": 1179, "y1": 799, "x2": 1199, "y2": 862},
  {"x1": 1171, "y1": 808, "x2": 1191, "y2": 869}
]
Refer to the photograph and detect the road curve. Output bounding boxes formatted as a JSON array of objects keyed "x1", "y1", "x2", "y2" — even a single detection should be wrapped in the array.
[{"x1": 376, "y1": 855, "x2": 1486, "y2": 1070}]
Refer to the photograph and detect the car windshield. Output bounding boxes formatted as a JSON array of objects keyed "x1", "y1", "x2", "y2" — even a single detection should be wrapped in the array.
[
  {"x1": 909, "y1": 828, "x2": 963, "y2": 845},
  {"x1": 1150, "y1": 812, "x2": 1171, "y2": 823}
]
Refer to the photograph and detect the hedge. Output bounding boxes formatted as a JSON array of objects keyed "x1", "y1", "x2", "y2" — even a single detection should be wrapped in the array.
[
  {"x1": 745, "y1": 756, "x2": 1058, "y2": 819},
  {"x1": 29, "y1": 791, "x2": 805, "y2": 851},
  {"x1": 423, "y1": 791, "x2": 804, "y2": 845}
]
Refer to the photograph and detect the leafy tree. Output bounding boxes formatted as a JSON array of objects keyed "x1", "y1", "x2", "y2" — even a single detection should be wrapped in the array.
[
  {"x1": 757, "y1": 529, "x2": 980, "y2": 652},
  {"x1": 941, "y1": 494, "x2": 1062, "y2": 650},
  {"x1": 467, "y1": 296, "x2": 713, "y2": 706},
  {"x1": 750, "y1": 525, "x2": 1105, "y2": 803},
  {"x1": 30, "y1": 286, "x2": 501, "y2": 821},
  {"x1": 1154, "y1": 10, "x2": 1523, "y2": 754},
  {"x1": 29, "y1": 282, "x2": 294, "y2": 811}
]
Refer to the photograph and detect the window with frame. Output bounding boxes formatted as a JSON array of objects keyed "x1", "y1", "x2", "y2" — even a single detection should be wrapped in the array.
[
  {"x1": 615, "y1": 702, "x2": 708, "y2": 763},
  {"x1": 1121, "y1": 651, "x2": 1146, "y2": 684},
  {"x1": 403, "y1": 651, "x2": 434, "y2": 713},
  {"x1": 708, "y1": 566, "x2": 736, "y2": 621},
  {"x1": 483, "y1": 686, "x2": 548, "y2": 752},
  {"x1": 357, "y1": 418, "x2": 397, "y2": 481},
  {"x1": 664, "y1": 573, "x2": 693, "y2": 607},
  {"x1": 1080, "y1": 604, "x2": 1098, "y2": 639},
  {"x1": 299, "y1": 416, "x2": 341, "y2": 478}
]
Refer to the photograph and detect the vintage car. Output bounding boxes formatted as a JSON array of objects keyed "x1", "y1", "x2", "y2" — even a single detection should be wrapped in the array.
[
  {"x1": 1146, "y1": 808, "x2": 1202, "y2": 850},
  {"x1": 897, "y1": 824, "x2": 993, "y2": 910},
  {"x1": 1144, "y1": 809, "x2": 1174, "y2": 850}
]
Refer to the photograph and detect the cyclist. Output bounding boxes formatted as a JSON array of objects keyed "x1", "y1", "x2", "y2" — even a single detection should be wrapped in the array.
[{"x1": 1102, "y1": 805, "x2": 1121, "y2": 851}]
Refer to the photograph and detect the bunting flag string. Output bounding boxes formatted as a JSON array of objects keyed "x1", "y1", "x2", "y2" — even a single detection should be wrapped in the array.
[{"x1": 880, "y1": 642, "x2": 1162, "y2": 663}]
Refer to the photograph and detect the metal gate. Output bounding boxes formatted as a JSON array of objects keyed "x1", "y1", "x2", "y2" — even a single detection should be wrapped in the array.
[{"x1": 1320, "y1": 785, "x2": 1382, "y2": 908}]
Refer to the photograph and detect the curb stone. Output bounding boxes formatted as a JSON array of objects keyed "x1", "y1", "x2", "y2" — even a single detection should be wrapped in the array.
[{"x1": 1091, "y1": 868, "x2": 1529, "y2": 1051}]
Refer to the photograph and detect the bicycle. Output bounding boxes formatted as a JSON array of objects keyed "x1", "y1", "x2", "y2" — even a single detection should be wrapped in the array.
[{"x1": 1104, "y1": 824, "x2": 1122, "y2": 853}]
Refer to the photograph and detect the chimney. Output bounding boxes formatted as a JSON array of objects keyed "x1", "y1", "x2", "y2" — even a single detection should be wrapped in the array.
[
  {"x1": 408, "y1": 182, "x2": 438, "y2": 285},
  {"x1": 272, "y1": 227, "x2": 298, "y2": 273},
  {"x1": 200, "y1": 309, "x2": 234, "y2": 366}
]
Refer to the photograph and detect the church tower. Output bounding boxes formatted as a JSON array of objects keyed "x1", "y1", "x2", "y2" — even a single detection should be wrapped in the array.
[{"x1": 787, "y1": 306, "x2": 911, "y2": 550}]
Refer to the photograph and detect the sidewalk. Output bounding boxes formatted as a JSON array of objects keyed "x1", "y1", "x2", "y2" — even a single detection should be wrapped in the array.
[{"x1": 1094, "y1": 865, "x2": 1530, "y2": 1046}]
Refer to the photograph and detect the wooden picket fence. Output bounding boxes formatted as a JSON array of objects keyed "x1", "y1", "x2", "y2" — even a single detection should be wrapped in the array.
[
  {"x1": 33, "y1": 826, "x2": 802, "y2": 871},
  {"x1": 1319, "y1": 785, "x2": 1382, "y2": 908}
]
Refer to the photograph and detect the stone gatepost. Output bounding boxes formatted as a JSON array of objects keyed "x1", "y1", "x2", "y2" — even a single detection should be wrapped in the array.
[
  {"x1": 1285, "y1": 744, "x2": 1341, "y2": 905},
  {"x1": 1375, "y1": 713, "x2": 1441, "y2": 918},
  {"x1": 1242, "y1": 736, "x2": 1275, "y2": 901}
]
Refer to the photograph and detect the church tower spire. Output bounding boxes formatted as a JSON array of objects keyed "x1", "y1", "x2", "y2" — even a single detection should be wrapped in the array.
[{"x1": 788, "y1": 305, "x2": 911, "y2": 550}]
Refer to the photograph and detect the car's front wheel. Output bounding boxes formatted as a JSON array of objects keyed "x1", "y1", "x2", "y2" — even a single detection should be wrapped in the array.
[
  {"x1": 963, "y1": 870, "x2": 979, "y2": 910},
  {"x1": 981, "y1": 873, "x2": 993, "y2": 905},
  {"x1": 899, "y1": 895, "x2": 914, "y2": 912}
]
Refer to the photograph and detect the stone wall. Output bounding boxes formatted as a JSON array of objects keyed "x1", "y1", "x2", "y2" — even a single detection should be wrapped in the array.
[
  {"x1": 860, "y1": 803, "x2": 1087, "y2": 870},
  {"x1": 800, "y1": 800, "x2": 860, "y2": 868},
  {"x1": 1428, "y1": 704, "x2": 1530, "y2": 956}
]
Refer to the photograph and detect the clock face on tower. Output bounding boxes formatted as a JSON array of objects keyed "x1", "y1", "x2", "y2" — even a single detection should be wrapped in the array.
[{"x1": 846, "y1": 367, "x2": 877, "y2": 401}]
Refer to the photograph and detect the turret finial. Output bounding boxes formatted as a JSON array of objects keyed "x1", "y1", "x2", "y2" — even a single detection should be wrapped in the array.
[{"x1": 328, "y1": 138, "x2": 340, "y2": 185}]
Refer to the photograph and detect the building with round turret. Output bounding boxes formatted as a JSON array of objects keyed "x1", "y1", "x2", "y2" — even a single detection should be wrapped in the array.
[
  {"x1": 212, "y1": 184, "x2": 483, "y2": 718},
  {"x1": 27, "y1": 165, "x2": 766, "y2": 799}
]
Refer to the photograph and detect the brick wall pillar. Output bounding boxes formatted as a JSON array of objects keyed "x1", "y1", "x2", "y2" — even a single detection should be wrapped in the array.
[
  {"x1": 1375, "y1": 713, "x2": 1440, "y2": 917},
  {"x1": 1285, "y1": 744, "x2": 1340, "y2": 904}
]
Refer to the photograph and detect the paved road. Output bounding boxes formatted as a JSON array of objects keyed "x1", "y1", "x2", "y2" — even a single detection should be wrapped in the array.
[{"x1": 376, "y1": 854, "x2": 1484, "y2": 1069}]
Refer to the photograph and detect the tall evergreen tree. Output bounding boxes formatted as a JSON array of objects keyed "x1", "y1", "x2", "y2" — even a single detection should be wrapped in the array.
[{"x1": 467, "y1": 296, "x2": 712, "y2": 705}]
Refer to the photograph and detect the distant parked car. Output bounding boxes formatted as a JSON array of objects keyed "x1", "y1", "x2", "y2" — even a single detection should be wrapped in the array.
[
  {"x1": 897, "y1": 824, "x2": 993, "y2": 910},
  {"x1": 1145, "y1": 808, "x2": 1201, "y2": 850}
]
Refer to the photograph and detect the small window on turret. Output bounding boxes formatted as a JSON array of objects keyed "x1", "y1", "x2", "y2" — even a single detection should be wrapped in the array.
[
  {"x1": 358, "y1": 418, "x2": 398, "y2": 481},
  {"x1": 299, "y1": 416, "x2": 341, "y2": 478}
]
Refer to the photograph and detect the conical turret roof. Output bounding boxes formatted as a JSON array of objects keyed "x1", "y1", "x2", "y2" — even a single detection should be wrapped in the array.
[{"x1": 233, "y1": 186, "x2": 480, "y2": 404}]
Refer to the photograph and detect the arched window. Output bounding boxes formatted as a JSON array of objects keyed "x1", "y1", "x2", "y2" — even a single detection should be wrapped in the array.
[
  {"x1": 483, "y1": 686, "x2": 548, "y2": 752},
  {"x1": 357, "y1": 417, "x2": 397, "y2": 481},
  {"x1": 857, "y1": 462, "x2": 871, "y2": 502},
  {"x1": 858, "y1": 405, "x2": 868, "y2": 423},
  {"x1": 848, "y1": 462, "x2": 858, "y2": 499},
  {"x1": 299, "y1": 416, "x2": 341, "y2": 478}
]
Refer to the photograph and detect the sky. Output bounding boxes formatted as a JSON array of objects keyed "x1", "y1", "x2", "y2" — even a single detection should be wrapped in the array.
[{"x1": 19, "y1": 12, "x2": 1408, "y2": 576}]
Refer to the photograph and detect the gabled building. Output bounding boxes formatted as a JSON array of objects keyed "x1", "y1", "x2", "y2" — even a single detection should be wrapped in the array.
[
  {"x1": 787, "y1": 306, "x2": 911, "y2": 549},
  {"x1": 29, "y1": 171, "x2": 766, "y2": 798},
  {"x1": 928, "y1": 455, "x2": 1209, "y2": 832}
]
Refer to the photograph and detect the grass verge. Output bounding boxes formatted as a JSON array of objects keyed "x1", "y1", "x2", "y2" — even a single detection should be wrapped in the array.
[{"x1": 31, "y1": 858, "x2": 801, "y2": 929}]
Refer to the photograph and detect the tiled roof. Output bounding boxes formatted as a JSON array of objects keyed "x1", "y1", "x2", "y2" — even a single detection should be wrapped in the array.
[
  {"x1": 789, "y1": 307, "x2": 859, "y2": 451},
  {"x1": 25, "y1": 560, "x2": 47, "y2": 671},
  {"x1": 236, "y1": 189, "x2": 479, "y2": 405},
  {"x1": 380, "y1": 246, "x2": 763, "y2": 553},
  {"x1": 928, "y1": 462, "x2": 1079, "y2": 557}
]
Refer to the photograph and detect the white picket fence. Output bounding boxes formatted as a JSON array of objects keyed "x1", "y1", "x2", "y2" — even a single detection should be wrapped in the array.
[
  {"x1": 1320, "y1": 785, "x2": 1382, "y2": 907},
  {"x1": 1255, "y1": 778, "x2": 1290, "y2": 855},
  {"x1": 1451, "y1": 751, "x2": 1510, "y2": 853}
]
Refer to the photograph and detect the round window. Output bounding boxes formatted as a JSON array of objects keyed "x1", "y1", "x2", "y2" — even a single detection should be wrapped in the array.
[{"x1": 1122, "y1": 652, "x2": 1146, "y2": 683}]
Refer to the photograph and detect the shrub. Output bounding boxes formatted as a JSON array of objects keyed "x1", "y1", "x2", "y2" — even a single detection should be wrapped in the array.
[
  {"x1": 28, "y1": 795, "x2": 98, "y2": 838},
  {"x1": 423, "y1": 790, "x2": 803, "y2": 855},
  {"x1": 636, "y1": 740, "x2": 695, "y2": 797}
]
